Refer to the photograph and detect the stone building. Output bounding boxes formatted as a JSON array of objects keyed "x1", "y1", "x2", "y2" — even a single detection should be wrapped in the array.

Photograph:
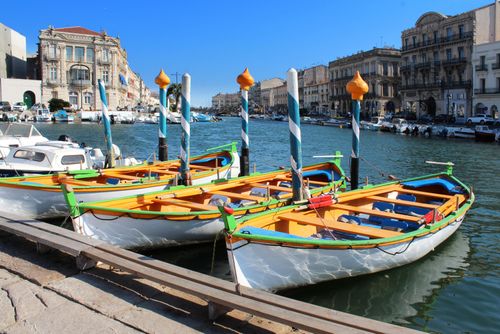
[
  {"x1": 211, "y1": 92, "x2": 240, "y2": 110},
  {"x1": 38, "y1": 26, "x2": 153, "y2": 110},
  {"x1": 329, "y1": 48, "x2": 401, "y2": 117},
  {"x1": 258, "y1": 78, "x2": 285, "y2": 112},
  {"x1": 269, "y1": 82, "x2": 287, "y2": 113},
  {"x1": 0, "y1": 23, "x2": 27, "y2": 79},
  {"x1": 303, "y1": 65, "x2": 329, "y2": 114},
  {"x1": 400, "y1": 1, "x2": 500, "y2": 120},
  {"x1": 472, "y1": 40, "x2": 500, "y2": 118}
]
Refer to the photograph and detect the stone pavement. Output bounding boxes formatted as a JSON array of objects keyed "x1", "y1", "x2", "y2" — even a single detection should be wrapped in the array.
[{"x1": 0, "y1": 233, "x2": 305, "y2": 334}]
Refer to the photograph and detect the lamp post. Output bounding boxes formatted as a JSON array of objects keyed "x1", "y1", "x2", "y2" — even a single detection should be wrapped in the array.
[
  {"x1": 236, "y1": 68, "x2": 255, "y2": 176},
  {"x1": 346, "y1": 71, "x2": 369, "y2": 190}
]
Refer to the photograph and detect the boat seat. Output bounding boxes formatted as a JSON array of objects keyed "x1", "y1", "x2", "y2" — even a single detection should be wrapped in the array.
[
  {"x1": 393, "y1": 194, "x2": 430, "y2": 216},
  {"x1": 402, "y1": 178, "x2": 464, "y2": 194},
  {"x1": 106, "y1": 178, "x2": 120, "y2": 185},
  {"x1": 313, "y1": 229, "x2": 370, "y2": 241},
  {"x1": 339, "y1": 214, "x2": 420, "y2": 233}
]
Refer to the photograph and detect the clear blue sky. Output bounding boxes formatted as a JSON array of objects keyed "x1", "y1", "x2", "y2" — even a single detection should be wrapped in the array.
[{"x1": 2, "y1": 0, "x2": 493, "y2": 106}]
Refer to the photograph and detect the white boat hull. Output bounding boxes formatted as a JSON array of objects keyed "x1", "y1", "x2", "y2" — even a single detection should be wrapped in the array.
[
  {"x1": 0, "y1": 167, "x2": 233, "y2": 219},
  {"x1": 227, "y1": 216, "x2": 464, "y2": 292},
  {"x1": 73, "y1": 213, "x2": 224, "y2": 249}
]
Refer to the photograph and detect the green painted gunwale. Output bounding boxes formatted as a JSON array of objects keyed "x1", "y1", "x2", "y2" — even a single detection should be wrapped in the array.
[{"x1": 227, "y1": 172, "x2": 474, "y2": 247}]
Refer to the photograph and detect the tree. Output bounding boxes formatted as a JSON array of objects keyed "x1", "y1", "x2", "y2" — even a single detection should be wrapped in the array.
[
  {"x1": 166, "y1": 83, "x2": 182, "y2": 112},
  {"x1": 48, "y1": 98, "x2": 71, "y2": 112}
]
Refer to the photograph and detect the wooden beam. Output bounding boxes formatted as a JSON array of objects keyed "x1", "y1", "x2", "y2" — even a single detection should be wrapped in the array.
[
  {"x1": 397, "y1": 188, "x2": 453, "y2": 199},
  {"x1": 278, "y1": 212, "x2": 402, "y2": 239},
  {"x1": 331, "y1": 204, "x2": 421, "y2": 223},
  {"x1": 151, "y1": 198, "x2": 217, "y2": 211},
  {"x1": 208, "y1": 190, "x2": 265, "y2": 202},
  {"x1": 367, "y1": 196, "x2": 439, "y2": 209}
]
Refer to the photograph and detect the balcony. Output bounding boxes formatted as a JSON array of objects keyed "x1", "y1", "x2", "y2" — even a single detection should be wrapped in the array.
[
  {"x1": 400, "y1": 80, "x2": 471, "y2": 90},
  {"x1": 400, "y1": 64, "x2": 413, "y2": 72},
  {"x1": 402, "y1": 31, "x2": 473, "y2": 52},
  {"x1": 433, "y1": 60, "x2": 441, "y2": 67},
  {"x1": 69, "y1": 79, "x2": 91, "y2": 87},
  {"x1": 492, "y1": 63, "x2": 500, "y2": 70},
  {"x1": 442, "y1": 57, "x2": 467, "y2": 67},
  {"x1": 415, "y1": 61, "x2": 431, "y2": 69},
  {"x1": 98, "y1": 58, "x2": 112, "y2": 65},
  {"x1": 45, "y1": 79, "x2": 59, "y2": 86},
  {"x1": 475, "y1": 64, "x2": 488, "y2": 72},
  {"x1": 474, "y1": 88, "x2": 500, "y2": 95},
  {"x1": 441, "y1": 80, "x2": 471, "y2": 89},
  {"x1": 44, "y1": 54, "x2": 58, "y2": 62}
]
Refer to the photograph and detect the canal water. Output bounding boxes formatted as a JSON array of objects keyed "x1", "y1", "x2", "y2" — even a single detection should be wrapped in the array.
[{"x1": 36, "y1": 118, "x2": 499, "y2": 334}]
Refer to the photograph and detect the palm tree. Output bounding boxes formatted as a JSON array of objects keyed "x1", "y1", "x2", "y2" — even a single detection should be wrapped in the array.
[{"x1": 167, "y1": 83, "x2": 182, "y2": 112}]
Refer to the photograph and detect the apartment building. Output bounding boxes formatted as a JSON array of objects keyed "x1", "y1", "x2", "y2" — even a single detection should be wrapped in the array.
[
  {"x1": 472, "y1": 41, "x2": 500, "y2": 118},
  {"x1": 400, "y1": 1, "x2": 500, "y2": 119},
  {"x1": 303, "y1": 65, "x2": 329, "y2": 114},
  {"x1": 211, "y1": 92, "x2": 240, "y2": 110},
  {"x1": 39, "y1": 26, "x2": 153, "y2": 110},
  {"x1": 329, "y1": 48, "x2": 401, "y2": 117}
]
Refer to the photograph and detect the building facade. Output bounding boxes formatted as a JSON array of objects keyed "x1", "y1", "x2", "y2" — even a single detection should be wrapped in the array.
[
  {"x1": 303, "y1": 65, "x2": 329, "y2": 114},
  {"x1": 258, "y1": 78, "x2": 285, "y2": 112},
  {"x1": 38, "y1": 26, "x2": 153, "y2": 111},
  {"x1": 211, "y1": 92, "x2": 240, "y2": 110},
  {"x1": 0, "y1": 23, "x2": 27, "y2": 79},
  {"x1": 269, "y1": 82, "x2": 287, "y2": 113},
  {"x1": 400, "y1": 1, "x2": 500, "y2": 120},
  {"x1": 329, "y1": 48, "x2": 401, "y2": 117},
  {"x1": 472, "y1": 40, "x2": 500, "y2": 118}
]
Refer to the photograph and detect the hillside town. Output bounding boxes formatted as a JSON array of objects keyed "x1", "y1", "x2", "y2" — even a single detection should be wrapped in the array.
[{"x1": 213, "y1": 2, "x2": 500, "y2": 123}]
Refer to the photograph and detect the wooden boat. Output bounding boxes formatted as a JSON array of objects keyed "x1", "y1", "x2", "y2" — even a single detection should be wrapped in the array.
[
  {"x1": 221, "y1": 169, "x2": 473, "y2": 291},
  {"x1": 0, "y1": 146, "x2": 240, "y2": 219},
  {"x1": 65, "y1": 160, "x2": 346, "y2": 250},
  {"x1": 474, "y1": 125, "x2": 497, "y2": 142}
]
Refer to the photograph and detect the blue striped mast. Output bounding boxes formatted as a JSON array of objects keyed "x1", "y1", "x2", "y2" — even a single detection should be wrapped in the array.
[
  {"x1": 287, "y1": 68, "x2": 303, "y2": 201},
  {"x1": 97, "y1": 79, "x2": 115, "y2": 168},
  {"x1": 236, "y1": 68, "x2": 255, "y2": 176},
  {"x1": 155, "y1": 70, "x2": 171, "y2": 161},
  {"x1": 346, "y1": 71, "x2": 369, "y2": 190},
  {"x1": 180, "y1": 73, "x2": 191, "y2": 185}
]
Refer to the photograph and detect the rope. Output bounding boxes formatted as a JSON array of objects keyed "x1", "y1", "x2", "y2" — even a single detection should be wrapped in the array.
[{"x1": 360, "y1": 156, "x2": 397, "y2": 180}]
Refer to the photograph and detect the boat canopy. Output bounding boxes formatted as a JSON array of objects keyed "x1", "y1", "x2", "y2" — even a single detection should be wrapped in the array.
[{"x1": 0, "y1": 123, "x2": 43, "y2": 137}]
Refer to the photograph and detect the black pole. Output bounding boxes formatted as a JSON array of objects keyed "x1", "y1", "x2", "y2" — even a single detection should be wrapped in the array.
[
  {"x1": 159, "y1": 137, "x2": 167, "y2": 161},
  {"x1": 240, "y1": 147, "x2": 249, "y2": 176},
  {"x1": 351, "y1": 157, "x2": 359, "y2": 190}
]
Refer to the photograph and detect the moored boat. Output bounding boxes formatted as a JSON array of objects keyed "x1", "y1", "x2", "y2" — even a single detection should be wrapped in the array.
[
  {"x1": 0, "y1": 146, "x2": 240, "y2": 219},
  {"x1": 474, "y1": 125, "x2": 497, "y2": 142},
  {"x1": 64, "y1": 159, "x2": 345, "y2": 249},
  {"x1": 221, "y1": 167, "x2": 473, "y2": 292}
]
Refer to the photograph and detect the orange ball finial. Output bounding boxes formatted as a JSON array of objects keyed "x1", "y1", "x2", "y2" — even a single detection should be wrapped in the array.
[
  {"x1": 155, "y1": 69, "x2": 171, "y2": 89},
  {"x1": 236, "y1": 68, "x2": 255, "y2": 91},
  {"x1": 346, "y1": 71, "x2": 369, "y2": 101}
]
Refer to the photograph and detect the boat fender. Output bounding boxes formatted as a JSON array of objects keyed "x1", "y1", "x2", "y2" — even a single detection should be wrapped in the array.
[
  {"x1": 420, "y1": 210, "x2": 443, "y2": 225},
  {"x1": 307, "y1": 195, "x2": 333, "y2": 209}
]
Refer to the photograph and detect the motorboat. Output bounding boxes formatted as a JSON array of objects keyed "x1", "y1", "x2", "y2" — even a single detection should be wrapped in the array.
[
  {"x1": 52, "y1": 110, "x2": 75, "y2": 123},
  {"x1": 451, "y1": 127, "x2": 475, "y2": 139},
  {"x1": 360, "y1": 116, "x2": 384, "y2": 131},
  {"x1": 35, "y1": 108, "x2": 51, "y2": 122},
  {"x1": 0, "y1": 123, "x2": 49, "y2": 159},
  {"x1": 474, "y1": 125, "x2": 498, "y2": 142}
]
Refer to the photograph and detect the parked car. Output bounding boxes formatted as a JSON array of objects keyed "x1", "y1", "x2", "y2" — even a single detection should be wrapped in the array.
[
  {"x1": 12, "y1": 102, "x2": 27, "y2": 112},
  {"x1": 433, "y1": 114, "x2": 456, "y2": 124},
  {"x1": 0, "y1": 101, "x2": 12, "y2": 111},
  {"x1": 466, "y1": 114, "x2": 495, "y2": 125}
]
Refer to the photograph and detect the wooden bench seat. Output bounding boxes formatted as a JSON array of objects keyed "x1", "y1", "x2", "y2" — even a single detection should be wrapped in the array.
[
  {"x1": 151, "y1": 198, "x2": 217, "y2": 211},
  {"x1": 331, "y1": 204, "x2": 421, "y2": 223},
  {"x1": 208, "y1": 190, "x2": 265, "y2": 202},
  {"x1": 367, "y1": 196, "x2": 439, "y2": 209},
  {"x1": 278, "y1": 212, "x2": 402, "y2": 239},
  {"x1": 397, "y1": 188, "x2": 453, "y2": 199},
  {"x1": 248, "y1": 183, "x2": 293, "y2": 193}
]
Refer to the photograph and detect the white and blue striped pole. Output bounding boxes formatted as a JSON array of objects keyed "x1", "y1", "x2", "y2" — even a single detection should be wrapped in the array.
[
  {"x1": 155, "y1": 70, "x2": 171, "y2": 161},
  {"x1": 236, "y1": 68, "x2": 254, "y2": 176},
  {"x1": 287, "y1": 68, "x2": 303, "y2": 201},
  {"x1": 97, "y1": 79, "x2": 115, "y2": 168},
  {"x1": 346, "y1": 71, "x2": 369, "y2": 190},
  {"x1": 180, "y1": 73, "x2": 191, "y2": 185}
]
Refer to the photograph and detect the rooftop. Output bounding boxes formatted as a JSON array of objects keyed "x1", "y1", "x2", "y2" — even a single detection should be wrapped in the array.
[{"x1": 52, "y1": 26, "x2": 101, "y2": 36}]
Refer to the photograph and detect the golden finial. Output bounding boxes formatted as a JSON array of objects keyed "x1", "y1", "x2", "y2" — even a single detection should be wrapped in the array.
[
  {"x1": 346, "y1": 71, "x2": 369, "y2": 101},
  {"x1": 155, "y1": 69, "x2": 171, "y2": 89},
  {"x1": 236, "y1": 68, "x2": 255, "y2": 91}
]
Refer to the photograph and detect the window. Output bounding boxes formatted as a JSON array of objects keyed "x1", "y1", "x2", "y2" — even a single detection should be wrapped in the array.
[
  {"x1": 102, "y1": 48, "x2": 110, "y2": 62},
  {"x1": 392, "y1": 63, "x2": 398, "y2": 76},
  {"x1": 446, "y1": 27, "x2": 453, "y2": 40},
  {"x1": 61, "y1": 155, "x2": 85, "y2": 165},
  {"x1": 480, "y1": 55, "x2": 486, "y2": 66},
  {"x1": 49, "y1": 67, "x2": 57, "y2": 81},
  {"x1": 382, "y1": 62, "x2": 388, "y2": 76},
  {"x1": 13, "y1": 150, "x2": 46, "y2": 162},
  {"x1": 102, "y1": 70, "x2": 109, "y2": 83},
  {"x1": 422, "y1": 53, "x2": 427, "y2": 62},
  {"x1": 497, "y1": 53, "x2": 500, "y2": 65},
  {"x1": 404, "y1": 38, "x2": 408, "y2": 48},
  {"x1": 480, "y1": 78, "x2": 486, "y2": 91},
  {"x1": 48, "y1": 44, "x2": 56, "y2": 58},
  {"x1": 75, "y1": 47, "x2": 84, "y2": 62},
  {"x1": 69, "y1": 92, "x2": 78, "y2": 105},
  {"x1": 412, "y1": 55, "x2": 417, "y2": 64},
  {"x1": 458, "y1": 47, "x2": 464, "y2": 59},
  {"x1": 66, "y1": 46, "x2": 73, "y2": 61},
  {"x1": 446, "y1": 49, "x2": 452, "y2": 60},
  {"x1": 382, "y1": 83, "x2": 388, "y2": 97},
  {"x1": 458, "y1": 24, "x2": 464, "y2": 38},
  {"x1": 70, "y1": 65, "x2": 90, "y2": 81},
  {"x1": 51, "y1": 91, "x2": 58, "y2": 99},
  {"x1": 433, "y1": 31, "x2": 438, "y2": 43},
  {"x1": 86, "y1": 48, "x2": 94, "y2": 62},
  {"x1": 84, "y1": 92, "x2": 93, "y2": 104},
  {"x1": 497, "y1": 77, "x2": 500, "y2": 90},
  {"x1": 422, "y1": 33, "x2": 427, "y2": 44},
  {"x1": 412, "y1": 36, "x2": 416, "y2": 46}
]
